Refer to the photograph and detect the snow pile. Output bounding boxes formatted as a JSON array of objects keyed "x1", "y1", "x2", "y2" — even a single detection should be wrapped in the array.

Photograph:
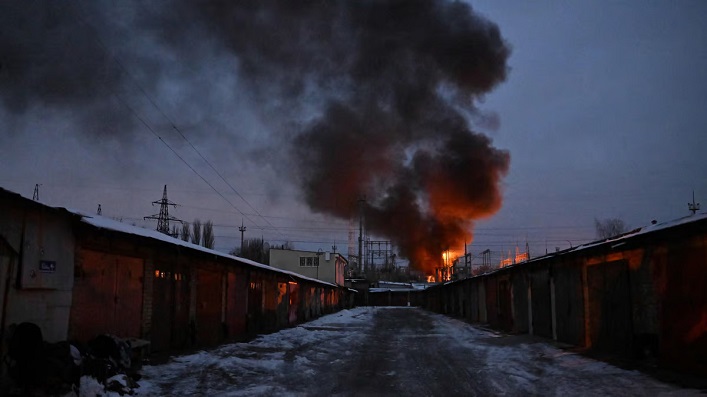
[{"x1": 140, "y1": 308, "x2": 376, "y2": 395}]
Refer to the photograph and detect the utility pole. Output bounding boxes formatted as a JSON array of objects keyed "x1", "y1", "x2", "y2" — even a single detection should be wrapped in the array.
[
  {"x1": 316, "y1": 248, "x2": 323, "y2": 280},
  {"x1": 688, "y1": 190, "x2": 700, "y2": 215},
  {"x1": 144, "y1": 185, "x2": 182, "y2": 236},
  {"x1": 332, "y1": 244, "x2": 338, "y2": 282},
  {"x1": 239, "y1": 219, "x2": 247, "y2": 252},
  {"x1": 32, "y1": 184, "x2": 40, "y2": 201},
  {"x1": 347, "y1": 218, "x2": 356, "y2": 272},
  {"x1": 358, "y1": 196, "x2": 365, "y2": 274}
]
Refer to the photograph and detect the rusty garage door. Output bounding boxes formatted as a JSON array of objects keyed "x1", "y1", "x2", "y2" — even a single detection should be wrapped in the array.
[
  {"x1": 151, "y1": 263, "x2": 190, "y2": 352},
  {"x1": 70, "y1": 250, "x2": 143, "y2": 342},
  {"x1": 587, "y1": 260, "x2": 632, "y2": 355}
]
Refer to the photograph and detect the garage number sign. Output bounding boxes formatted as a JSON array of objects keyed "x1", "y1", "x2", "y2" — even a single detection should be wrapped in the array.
[{"x1": 39, "y1": 260, "x2": 56, "y2": 273}]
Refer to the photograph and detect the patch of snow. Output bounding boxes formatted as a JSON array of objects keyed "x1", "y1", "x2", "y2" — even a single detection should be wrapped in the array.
[
  {"x1": 78, "y1": 376, "x2": 123, "y2": 397},
  {"x1": 135, "y1": 308, "x2": 701, "y2": 396}
]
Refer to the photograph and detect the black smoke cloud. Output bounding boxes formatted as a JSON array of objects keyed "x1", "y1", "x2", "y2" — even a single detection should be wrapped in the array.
[
  {"x1": 1, "y1": 1, "x2": 511, "y2": 271},
  {"x1": 0, "y1": 3, "x2": 114, "y2": 110},
  {"x1": 170, "y1": 1, "x2": 512, "y2": 270},
  {"x1": 0, "y1": 2, "x2": 161, "y2": 138}
]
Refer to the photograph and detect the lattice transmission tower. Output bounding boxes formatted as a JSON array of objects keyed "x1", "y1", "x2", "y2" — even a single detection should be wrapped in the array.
[{"x1": 144, "y1": 185, "x2": 182, "y2": 236}]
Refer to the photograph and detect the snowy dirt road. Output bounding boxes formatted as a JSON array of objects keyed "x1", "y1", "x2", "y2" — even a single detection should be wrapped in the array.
[{"x1": 137, "y1": 307, "x2": 701, "y2": 396}]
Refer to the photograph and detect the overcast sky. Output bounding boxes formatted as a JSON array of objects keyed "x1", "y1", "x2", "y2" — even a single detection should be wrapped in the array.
[{"x1": 1, "y1": 1, "x2": 705, "y2": 266}]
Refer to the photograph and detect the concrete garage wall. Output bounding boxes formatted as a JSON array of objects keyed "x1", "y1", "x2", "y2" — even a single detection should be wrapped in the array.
[{"x1": 0, "y1": 192, "x2": 75, "y2": 343}]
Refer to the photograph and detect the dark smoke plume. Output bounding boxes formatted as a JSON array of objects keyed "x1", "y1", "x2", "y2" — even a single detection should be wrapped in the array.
[
  {"x1": 2, "y1": 1, "x2": 511, "y2": 273},
  {"x1": 0, "y1": 2, "x2": 159, "y2": 138},
  {"x1": 0, "y1": 3, "x2": 113, "y2": 110},
  {"x1": 171, "y1": 0, "x2": 512, "y2": 272}
]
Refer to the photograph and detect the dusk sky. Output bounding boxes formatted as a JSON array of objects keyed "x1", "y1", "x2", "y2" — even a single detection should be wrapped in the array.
[{"x1": 1, "y1": 1, "x2": 705, "y2": 268}]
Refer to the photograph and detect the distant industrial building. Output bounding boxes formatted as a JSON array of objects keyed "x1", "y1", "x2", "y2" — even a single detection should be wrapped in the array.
[{"x1": 269, "y1": 248, "x2": 347, "y2": 286}]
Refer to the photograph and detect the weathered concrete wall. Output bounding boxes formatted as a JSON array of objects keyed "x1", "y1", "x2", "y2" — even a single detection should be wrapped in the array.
[{"x1": 0, "y1": 195, "x2": 75, "y2": 343}]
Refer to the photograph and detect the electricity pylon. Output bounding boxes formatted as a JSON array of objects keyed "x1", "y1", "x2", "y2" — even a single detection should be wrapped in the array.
[{"x1": 144, "y1": 185, "x2": 182, "y2": 236}]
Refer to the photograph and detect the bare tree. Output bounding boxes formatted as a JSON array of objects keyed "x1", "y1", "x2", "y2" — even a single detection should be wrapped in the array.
[
  {"x1": 171, "y1": 224, "x2": 180, "y2": 238},
  {"x1": 271, "y1": 241, "x2": 294, "y2": 250},
  {"x1": 181, "y1": 222, "x2": 190, "y2": 241},
  {"x1": 232, "y1": 238, "x2": 268, "y2": 264},
  {"x1": 594, "y1": 218, "x2": 627, "y2": 239},
  {"x1": 191, "y1": 219, "x2": 202, "y2": 246},
  {"x1": 202, "y1": 220, "x2": 215, "y2": 249}
]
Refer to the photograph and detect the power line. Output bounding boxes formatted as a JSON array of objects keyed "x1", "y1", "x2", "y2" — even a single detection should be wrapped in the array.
[
  {"x1": 73, "y1": 3, "x2": 282, "y2": 238},
  {"x1": 61, "y1": 2, "x2": 287, "y2": 239},
  {"x1": 112, "y1": 93, "x2": 254, "y2": 220}
]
